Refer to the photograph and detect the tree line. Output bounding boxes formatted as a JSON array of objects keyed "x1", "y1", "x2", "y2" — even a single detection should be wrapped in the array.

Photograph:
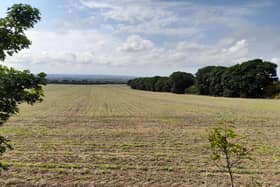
[
  {"x1": 128, "y1": 72, "x2": 194, "y2": 94},
  {"x1": 128, "y1": 59, "x2": 279, "y2": 98},
  {"x1": 48, "y1": 79, "x2": 128, "y2": 85}
]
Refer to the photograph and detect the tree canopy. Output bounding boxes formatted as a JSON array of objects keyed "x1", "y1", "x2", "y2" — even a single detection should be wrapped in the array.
[
  {"x1": 129, "y1": 59, "x2": 278, "y2": 98},
  {"x1": 0, "y1": 67, "x2": 46, "y2": 125},
  {"x1": 0, "y1": 4, "x2": 45, "y2": 169},
  {"x1": 169, "y1": 71, "x2": 194, "y2": 94},
  {"x1": 128, "y1": 71, "x2": 194, "y2": 94},
  {"x1": 196, "y1": 59, "x2": 278, "y2": 98},
  {"x1": 196, "y1": 66, "x2": 227, "y2": 96},
  {"x1": 0, "y1": 4, "x2": 41, "y2": 61}
]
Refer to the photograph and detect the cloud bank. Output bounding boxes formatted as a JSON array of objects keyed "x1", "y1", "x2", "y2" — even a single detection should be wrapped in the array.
[{"x1": 5, "y1": 0, "x2": 280, "y2": 75}]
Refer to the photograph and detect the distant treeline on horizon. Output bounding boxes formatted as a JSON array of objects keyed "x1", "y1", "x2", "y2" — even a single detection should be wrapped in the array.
[
  {"x1": 128, "y1": 59, "x2": 280, "y2": 98},
  {"x1": 47, "y1": 74, "x2": 134, "y2": 85}
]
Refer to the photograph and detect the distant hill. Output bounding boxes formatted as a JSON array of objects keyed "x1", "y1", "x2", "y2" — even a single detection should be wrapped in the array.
[{"x1": 46, "y1": 74, "x2": 135, "y2": 84}]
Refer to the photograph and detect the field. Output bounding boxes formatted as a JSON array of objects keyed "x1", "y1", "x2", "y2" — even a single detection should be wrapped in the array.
[{"x1": 0, "y1": 85, "x2": 280, "y2": 186}]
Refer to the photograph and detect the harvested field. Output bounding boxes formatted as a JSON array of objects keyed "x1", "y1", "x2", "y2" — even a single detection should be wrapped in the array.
[{"x1": 1, "y1": 84, "x2": 280, "y2": 186}]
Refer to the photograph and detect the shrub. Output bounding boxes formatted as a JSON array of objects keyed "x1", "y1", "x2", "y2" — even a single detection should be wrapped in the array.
[
  {"x1": 208, "y1": 121, "x2": 251, "y2": 187},
  {"x1": 185, "y1": 85, "x2": 199, "y2": 94}
]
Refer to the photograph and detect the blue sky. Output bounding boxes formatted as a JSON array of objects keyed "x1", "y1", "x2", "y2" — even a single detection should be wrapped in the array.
[{"x1": 2, "y1": 0, "x2": 280, "y2": 76}]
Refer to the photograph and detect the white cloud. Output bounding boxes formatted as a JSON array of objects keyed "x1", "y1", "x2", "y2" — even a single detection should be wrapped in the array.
[
  {"x1": 6, "y1": 29, "x2": 249, "y2": 75},
  {"x1": 79, "y1": 0, "x2": 192, "y2": 36},
  {"x1": 81, "y1": 0, "x2": 175, "y2": 23},
  {"x1": 4, "y1": 0, "x2": 277, "y2": 76},
  {"x1": 5, "y1": 30, "x2": 119, "y2": 71},
  {"x1": 118, "y1": 35, "x2": 154, "y2": 52},
  {"x1": 226, "y1": 40, "x2": 248, "y2": 53},
  {"x1": 79, "y1": 1, "x2": 114, "y2": 9},
  {"x1": 110, "y1": 37, "x2": 249, "y2": 68},
  {"x1": 271, "y1": 58, "x2": 280, "y2": 66},
  {"x1": 79, "y1": 0, "x2": 268, "y2": 38}
]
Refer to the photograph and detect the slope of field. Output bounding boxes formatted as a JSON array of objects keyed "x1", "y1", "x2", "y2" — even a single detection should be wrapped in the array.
[{"x1": 0, "y1": 85, "x2": 280, "y2": 186}]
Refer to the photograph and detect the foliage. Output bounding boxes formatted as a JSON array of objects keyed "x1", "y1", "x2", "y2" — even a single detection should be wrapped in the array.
[
  {"x1": 196, "y1": 66, "x2": 218, "y2": 95},
  {"x1": 129, "y1": 59, "x2": 278, "y2": 98},
  {"x1": 272, "y1": 82, "x2": 280, "y2": 98},
  {"x1": 154, "y1": 77, "x2": 171, "y2": 92},
  {"x1": 0, "y1": 136, "x2": 13, "y2": 170},
  {"x1": 208, "y1": 122, "x2": 251, "y2": 187},
  {"x1": 196, "y1": 66, "x2": 227, "y2": 96},
  {"x1": 0, "y1": 4, "x2": 44, "y2": 170},
  {"x1": 128, "y1": 72, "x2": 194, "y2": 94},
  {"x1": 0, "y1": 4, "x2": 41, "y2": 61},
  {"x1": 0, "y1": 66, "x2": 47, "y2": 125},
  {"x1": 185, "y1": 85, "x2": 199, "y2": 94},
  {"x1": 263, "y1": 83, "x2": 280, "y2": 98},
  {"x1": 196, "y1": 59, "x2": 278, "y2": 98},
  {"x1": 169, "y1": 71, "x2": 194, "y2": 94},
  {"x1": 222, "y1": 59, "x2": 278, "y2": 98}
]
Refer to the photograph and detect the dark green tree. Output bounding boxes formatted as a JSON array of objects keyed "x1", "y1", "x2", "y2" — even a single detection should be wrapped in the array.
[
  {"x1": 195, "y1": 66, "x2": 216, "y2": 95},
  {"x1": 196, "y1": 66, "x2": 227, "y2": 96},
  {"x1": 240, "y1": 59, "x2": 277, "y2": 97},
  {"x1": 154, "y1": 77, "x2": 170, "y2": 92},
  {"x1": 128, "y1": 72, "x2": 194, "y2": 94},
  {"x1": 222, "y1": 59, "x2": 277, "y2": 98},
  {"x1": 169, "y1": 71, "x2": 194, "y2": 94},
  {"x1": 221, "y1": 64, "x2": 241, "y2": 97},
  {"x1": 196, "y1": 59, "x2": 278, "y2": 98},
  {"x1": 208, "y1": 66, "x2": 227, "y2": 96},
  {"x1": 0, "y1": 4, "x2": 46, "y2": 169},
  {"x1": 128, "y1": 76, "x2": 169, "y2": 92},
  {"x1": 144, "y1": 76, "x2": 161, "y2": 91}
]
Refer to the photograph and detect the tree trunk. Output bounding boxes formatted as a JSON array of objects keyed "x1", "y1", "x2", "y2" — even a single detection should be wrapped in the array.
[
  {"x1": 225, "y1": 151, "x2": 234, "y2": 187},
  {"x1": 227, "y1": 166, "x2": 234, "y2": 187}
]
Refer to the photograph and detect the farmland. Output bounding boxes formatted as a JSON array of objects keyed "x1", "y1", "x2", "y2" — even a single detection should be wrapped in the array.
[{"x1": 0, "y1": 85, "x2": 280, "y2": 186}]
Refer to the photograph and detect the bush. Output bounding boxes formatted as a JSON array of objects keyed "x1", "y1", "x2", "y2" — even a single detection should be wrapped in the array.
[
  {"x1": 185, "y1": 85, "x2": 199, "y2": 94},
  {"x1": 274, "y1": 82, "x2": 280, "y2": 95},
  {"x1": 208, "y1": 120, "x2": 251, "y2": 187}
]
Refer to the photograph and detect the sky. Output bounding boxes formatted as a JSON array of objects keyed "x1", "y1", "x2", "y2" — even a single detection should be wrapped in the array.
[{"x1": 1, "y1": 0, "x2": 280, "y2": 76}]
